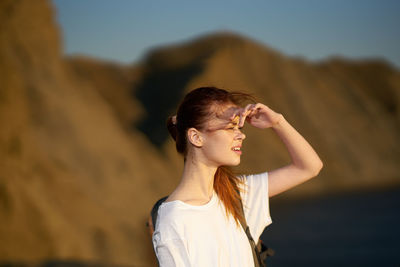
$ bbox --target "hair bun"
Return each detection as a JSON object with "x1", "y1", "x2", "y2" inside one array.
[
  {"x1": 171, "y1": 115, "x2": 177, "y2": 125},
  {"x1": 166, "y1": 116, "x2": 178, "y2": 141}
]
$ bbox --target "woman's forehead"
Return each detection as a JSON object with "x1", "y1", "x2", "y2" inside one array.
[
  {"x1": 212, "y1": 104, "x2": 238, "y2": 120},
  {"x1": 205, "y1": 104, "x2": 239, "y2": 130}
]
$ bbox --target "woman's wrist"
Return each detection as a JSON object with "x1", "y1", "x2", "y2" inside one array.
[{"x1": 271, "y1": 114, "x2": 285, "y2": 129}]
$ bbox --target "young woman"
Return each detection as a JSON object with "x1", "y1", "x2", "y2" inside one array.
[{"x1": 152, "y1": 87, "x2": 323, "y2": 266}]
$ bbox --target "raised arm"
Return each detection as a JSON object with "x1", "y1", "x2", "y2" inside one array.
[{"x1": 235, "y1": 103, "x2": 323, "y2": 197}]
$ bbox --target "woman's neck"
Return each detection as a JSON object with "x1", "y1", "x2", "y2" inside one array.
[{"x1": 175, "y1": 155, "x2": 217, "y2": 203}]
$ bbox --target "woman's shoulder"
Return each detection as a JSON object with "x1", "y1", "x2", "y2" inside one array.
[
  {"x1": 154, "y1": 198, "x2": 216, "y2": 244},
  {"x1": 156, "y1": 199, "x2": 199, "y2": 228},
  {"x1": 153, "y1": 202, "x2": 186, "y2": 242},
  {"x1": 157, "y1": 200, "x2": 186, "y2": 224},
  {"x1": 156, "y1": 193, "x2": 218, "y2": 230}
]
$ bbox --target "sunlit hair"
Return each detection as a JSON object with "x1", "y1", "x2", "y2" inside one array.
[{"x1": 166, "y1": 86, "x2": 255, "y2": 225}]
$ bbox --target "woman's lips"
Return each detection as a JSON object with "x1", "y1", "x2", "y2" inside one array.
[{"x1": 231, "y1": 146, "x2": 242, "y2": 155}]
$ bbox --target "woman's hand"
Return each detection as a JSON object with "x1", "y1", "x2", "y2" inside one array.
[{"x1": 232, "y1": 103, "x2": 283, "y2": 129}]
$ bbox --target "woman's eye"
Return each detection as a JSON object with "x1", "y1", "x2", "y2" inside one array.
[{"x1": 227, "y1": 125, "x2": 242, "y2": 130}]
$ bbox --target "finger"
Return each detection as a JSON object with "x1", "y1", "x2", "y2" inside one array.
[
  {"x1": 231, "y1": 104, "x2": 254, "y2": 119},
  {"x1": 240, "y1": 104, "x2": 258, "y2": 126},
  {"x1": 247, "y1": 106, "x2": 258, "y2": 117},
  {"x1": 246, "y1": 105, "x2": 259, "y2": 119},
  {"x1": 238, "y1": 107, "x2": 247, "y2": 126},
  {"x1": 238, "y1": 109, "x2": 245, "y2": 127},
  {"x1": 255, "y1": 103, "x2": 271, "y2": 113},
  {"x1": 239, "y1": 108, "x2": 253, "y2": 127},
  {"x1": 245, "y1": 115, "x2": 253, "y2": 123},
  {"x1": 244, "y1": 103, "x2": 255, "y2": 110}
]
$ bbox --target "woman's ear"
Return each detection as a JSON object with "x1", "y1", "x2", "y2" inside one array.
[{"x1": 187, "y1": 128, "x2": 203, "y2": 147}]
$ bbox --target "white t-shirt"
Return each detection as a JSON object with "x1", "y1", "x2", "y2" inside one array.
[{"x1": 152, "y1": 172, "x2": 272, "y2": 267}]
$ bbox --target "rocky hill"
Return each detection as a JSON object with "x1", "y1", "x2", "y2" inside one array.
[
  {"x1": 1, "y1": 0, "x2": 399, "y2": 266},
  {"x1": 0, "y1": 0, "x2": 175, "y2": 265},
  {"x1": 74, "y1": 31, "x2": 400, "y2": 196}
]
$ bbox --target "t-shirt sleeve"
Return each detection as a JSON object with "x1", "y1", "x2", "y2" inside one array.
[
  {"x1": 153, "y1": 234, "x2": 191, "y2": 267},
  {"x1": 240, "y1": 171, "x2": 272, "y2": 242}
]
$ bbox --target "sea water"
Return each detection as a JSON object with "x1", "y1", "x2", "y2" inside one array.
[{"x1": 261, "y1": 188, "x2": 400, "y2": 267}]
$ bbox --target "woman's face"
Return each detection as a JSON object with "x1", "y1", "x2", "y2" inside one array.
[{"x1": 200, "y1": 104, "x2": 246, "y2": 167}]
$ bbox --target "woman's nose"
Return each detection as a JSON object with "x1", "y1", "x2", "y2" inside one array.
[{"x1": 235, "y1": 129, "x2": 246, "y2": 140}]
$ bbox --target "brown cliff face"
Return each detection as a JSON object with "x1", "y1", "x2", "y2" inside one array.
[
  {"x1": 174, "y1": 35, "x2": 400, "y2": 194},
  {"x1": 1, "y1": 0, "x2": 399, "y2": 266},
  {"x1": 0, "y1": 0, "x2": 175, "y2": 265}
]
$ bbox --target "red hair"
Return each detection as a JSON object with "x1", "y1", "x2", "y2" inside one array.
[{"x1": 166, "y1": 87, "x2": 254, "y2": 224}]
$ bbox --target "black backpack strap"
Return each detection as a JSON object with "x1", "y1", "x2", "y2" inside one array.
[
  {"x1": 237, "y1": 194, "x2": 265, "y2": 267},
  {"x1": 257, "y1": 240, "x2": 275, "y2": 262},
  {"x1": 151, "y1": 196, "x2": 168, "y2": 230}
]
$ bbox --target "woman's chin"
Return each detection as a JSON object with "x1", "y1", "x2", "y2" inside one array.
[{"x1": 226, "y1": 159, "x2": 241, "y2": 166}]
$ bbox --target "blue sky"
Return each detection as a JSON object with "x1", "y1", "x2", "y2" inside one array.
[{"x1": 53, "y1": 0, "x2": 400, "y2": 68}]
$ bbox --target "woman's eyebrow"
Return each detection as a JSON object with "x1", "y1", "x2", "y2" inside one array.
[{"x1": 225, "y1": 121, "x2": 240, "y2": 129}]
